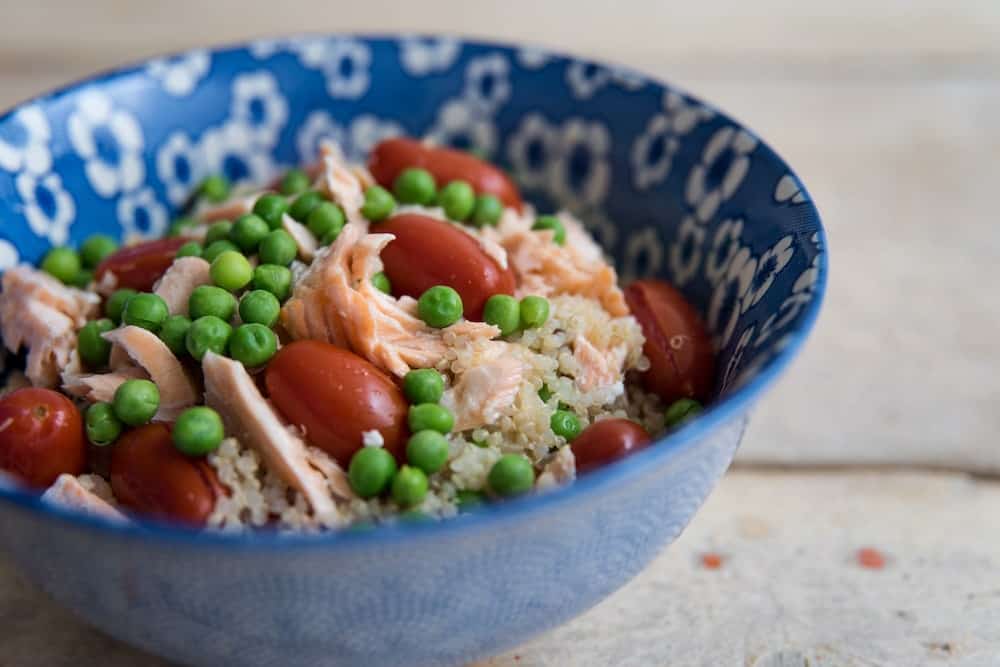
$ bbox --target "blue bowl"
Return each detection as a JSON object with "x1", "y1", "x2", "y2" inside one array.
[{"x1": 0, "y1": 35, "x2": 825, "y2": 667}]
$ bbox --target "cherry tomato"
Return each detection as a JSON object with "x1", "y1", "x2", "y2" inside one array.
[
  {"x1": 378, "y1": 214, "x2": 516, "y2": 321},
  {"x1": 624, "y1": 279, "x2": 715, "y2": 403},
  {"x1": 0, "y1": 388, "x2": 85, "y2": 489},
  {"x1": 369, "y1": 138, "x2": 523, "y2": 212},
  {"x1": 110, "y1": 423, "x2": 224, "y2": 526},
  {"x1": 95, "y1": 237, "x2": 188, "y2": 292},
  {"x1": 265, "y1": 340, "x2": 408, "y2": 465},
  {"x1": 570, "y1": 418, "x2": 652, "y2": 474}
]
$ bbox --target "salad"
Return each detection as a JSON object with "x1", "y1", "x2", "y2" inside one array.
[{"x1": 0, "y1": 137, "x2": 714, "y2": 531}]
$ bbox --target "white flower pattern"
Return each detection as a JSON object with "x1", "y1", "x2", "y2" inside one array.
[
  {"x1": 117, "y1": 187, "x2": 169, "y2": 240},
  {"x1": 67, "y1": 90, "x2": 144, "y2": 198},
  {"x1": 292, "y1": 38, "x2": 372, "y2": 100},
  {"x1": 668, "y1": 215, "x2": 706, "y2": 287},
  {"x1": 516, "y1": 48, "x2": 553, "y2": 69},
  {"x1": 0, "y1": 106, "x2": 51, "y2": 175},
  {"x1": 199, "y1": 122, "x2": 275, "y2": 187},
  {"x1": 346, "y1": 115, "x2": 404, "y2": 162},
  {"x1": 463, "y1": 53, "x2": 511, "y2": 114},
  {"x1": 704, "y1": 218, "x2": 744, "y2": 286},
  {"x1": 14, "y1": 172, "x2": 75, "y2": 245},
  {"x1": 774, "y1": 173, "x2": 809, "y2": 204},
  {"x1": 398, "y1": 37, "x2": 461, "y2": 75},
  {"x1": 630, "y1": 92, "x2": 715, "y2": 190},
  {"x1": 425, "y1": 99, "x2": 497, "y2": 157},
  {"x1": 506, "y1": 113, "x2": 558, "y2": 189},
  {"x1": 566, "y1": 61, "x2": 610, "y2": 99},
  {"x1": 685, "y1": 126, "x2": 758, "y2": 223},
  {"x1": 156, "y1": 132, "x2": 203, "y2": 206},
  {"x1": 707, "y1": 246, "x2": 757, "y2": 348},
  {"x1": 621, "y1": 227, "x2": 664, "y2": 284},
  {"x1": 0, "y1": 240, "x2": 19, "y2": 271},
  {"x1": 547, "y1": 119, "x2": 611, "y2": 210},
  {"x1": 296, "y1": 112, "x2": 346, "y2": 165},
  {"x1": 744, "y1": 235, "x2": 794, "y2": 311},
  {"x1": 146, "y1": 50, "x2": 210, "y2": 96},
  {"x1": 230, "y1": 72, "x2": 288, "y2": 147}
]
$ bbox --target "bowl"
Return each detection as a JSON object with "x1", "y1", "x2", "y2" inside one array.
[{"x1": 0, "y1": 34, "x2": 826, "y2": 667}]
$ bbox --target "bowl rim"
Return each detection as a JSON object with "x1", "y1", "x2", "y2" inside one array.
[{"x1": 0, "y1": 32, "x2": 828, "y2": 550}]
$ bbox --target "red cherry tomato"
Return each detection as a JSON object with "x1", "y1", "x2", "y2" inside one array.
[
  {"x1": 265, "y1": 340, "x2": 409, "y2": 465},
  {"x1": 377, "y1": 214, "x2": 516, "y2": 321},
  {"x1": 0, "y1": 388, "x2": 85, "y2": 489},
  {"x1": 110, "y1": 423, "x2": 224, "y2": 526},
  {"x1": 369, "y1": 138, "x2": 523, "y2": 212},
  {"x1": 570, "y1": 418, "x2": 652, "y2": 474},
  {"x1": 624, "y1": 279, "x2": 716, "y2": 403},
  {"x1": 95, "y1": 237, "x2": 188, "y2": 292}
]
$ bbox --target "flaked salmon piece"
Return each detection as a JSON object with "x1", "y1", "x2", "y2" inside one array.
[
  {"x1": 536, "y1": 446, "x2": 576, "y2": 492},
  {"x1": 318, "y1": 140, "x2": 365, "y2": 224},
  {"x1": 102, "y1": 326, "x2": 198, "y2": 421},
  {"x1": 496, "y1": 210, "x2": 628, "y2": 317},
  {"x1": 202, "y1": 352, "x2": 337, "y2": 520},
  {"x1": 94, "y1": 270, "x2": 118, "y2": 296},
  {"x1": 282, "y1": 213, "x2": 318, "y2": 262},
  {"x1": 282, "y1": 223, "x2": 499, "y2": 377},
  {"x1": 63, "y1": 366, "x2": 149, "y2": 403},
  {"x1": 572, "y1": 334, "x2": 628, "y2": 392},
  {"x1": 304, "y1": 446, "x2": 355, "y2": 502},
  {"x1": 0, "y1": 265, "x2": 100, "y2": 387},
  {"x1": 196, "y1": 194, "x2": 259, "y2": 223},
  {"x1": 153, "y1": 256, "x2": 211, "y2": 316},
  {"x1": 442, "y1": 342, "x2": 525, "y2": 431},
  {"x1": 42, "y1": 474, "x2": 128, "y2": 523}
]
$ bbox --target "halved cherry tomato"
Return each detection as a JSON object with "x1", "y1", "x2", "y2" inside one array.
[
  {"x1": 110, "y1": 423, "x2": 224, "y2": 526},
  {"x1": 0, "y1": 388, "x2": 85, "y2": 489},
  {"x1": 369, "y1": 138, "x2": 523, "y2": 212},
  {"x1": 95, "y1": 237, "x2": 188, "y2": 292},
  {"x1": 624, "y1": 279, "x2": 715, "y2": 403},
  {"x1": 570, "y1": 418, "x2": 652, "y2": 474},
  {"x1": 265, "y1": 340, "x2": 408, "y2": 465},
  {"x1": 378, "y1": 214, "x2": 516, "y2": 321}
]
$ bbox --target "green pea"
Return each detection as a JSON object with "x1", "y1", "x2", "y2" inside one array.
[
  {"x1": 319, "y1": 229, "x2": 339, "y2": 246},
  {"x1": 112, "y1": 378, "x2": 160, "y2": 426},
  {"x1": 168, "y1": 217, "x2": 197, "y2": 237},
  {"x1": 172, "y1": 406, "x2": 225, "y2": 456},
  {"x1": 121, "y1": 293, "x2": 169, "y2": 332},
  {"x1": 185, "y1": 316, "x2": 232, "y2": 361},
  {"x1": 488, "y1": 454, "x2": 535, "y2": 497},
  {"x1": 406, "y1": 430, "x2": 449, "y2": 474},
  {"x1": 455, "y1": 489, "x2": 486, "y2": 511},
  {"x1": 68, "y1": 269, "x2": 93, "y2": 289},
  {"x1": 202, "y1": 240, "x2": 240, "y2": 264},
  {"x1": 519, "y1": 296, "x2": 550, "y2": 329},
  {"x1": 85, "y1": 402, "x2": 122, "y2": 447},
  {"x1": 532, "y1": 215, "x2": 566, "y2": 245},
  {"x1": 105, "y1": 288, "x2": 137, "y2": 324},
  {"x1": 175, "y1": 241, "x2": 202, "y2": 258},
  {"x1": 408, "y1": 403, "x2": 454, "y2": 434},
  {"x1": 371, "y1": 271, "x2": 391, "y2": 294},
  {"x1": 402, "y1": 368, "x2": 444, "y2": 404},
  {"x1": 361, "y1": 185, "x2": 396, "y2": 222},
  {"x1": 252, "y1": 194, "x2": 289, "y2": 230},
  {"x1": 288, "y1": 190, "x2": 325, "y2": 222},
  {"x1": 158, "y1": 315, "x2": 192, "y2": 357},
  {"x1": 347, "y1": 446, "x2": 398, "y2": 498},
  {"x1": 79, "y1": 234, "x2": 118, "y2": 269},
  {"x1": 471, "y1": 194, "x2": 503, "y2": 227},
  {"x1": 393, "y1": 167, "x2": 436, "y2": 205},
  {"x1": 417, "y1": 285, "x2": 463, "y2": 328},
  {"x1": 229, "y1": 214, "x2": 269, "y2": 252},
  {"x1": 204, "y1": 221, "x2": 233, "y2": 246},
  {"x1": 228, "y1": 323, "x2": 278, "y2": 367},
  {"x1": 665, "y1": 398, "x2": 703, "y2": 428},
  {"x1": 252, "y1": 264, "x2": 293, "y2": 302},
  {"x1": 199, "y1": 174, "x2": 230, "y2": 203},
  {"x1": 188, "y1": 285, "x2": 237, "y2": 321},
  {"x1": 77, "y1": 319, "x2": 114, "y2": 368},
  {"x1": 210, "y1": 250, "x2": 253, "y2": 292},
  {"x1": 306, "y1": 201, "x2": 345, "y2": 239},
  {"x1": 550, "y1": 410, "x2": 582, "y2": 441},
  {"x1": 391, "y1": 465, "x2": 428, "y2": 507},
  {"x1": 280, "y1": 168, "x2": 311, "y2": 196},
  {"x1": 258, "y1": 229, "x2": 297, "y2": 266},
  {"x1": 238, "y1": 290, "x2": 280, "y2": 327},
  {"x1": 438, "y1": 181, "x2": 476, "y2": 221},
  {"x1": 538, "y1": 385, "x2": 553, "y2": 402},
  {"x1": 483, "y1": 294, "x2": 520, "y2": 336},
  {"x1": 40, "y1": 247, "x2": 81, "y2": 284}
]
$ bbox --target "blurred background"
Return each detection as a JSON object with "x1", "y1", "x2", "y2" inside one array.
[{"x1": 2, "y1": 2, "x2": 999, "y2": 665}]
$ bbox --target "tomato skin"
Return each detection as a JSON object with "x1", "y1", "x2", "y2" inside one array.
[
  {"x1": 110, "y1": 423, "x2": 223, "y2": 526},
  {"x1": 369, "y1": 138, "x2": 523, "y2": 212},
  {"x1": 0, "y1": 388, "x2": 86, "y2": 489},
  {"x1": 95, "y1": 237, "x2": 188, "y2": 292},
  {"x1": 570, "y1": 419, "x2": 652, "y2": 474},
  {"x1": 265, "y1": 340, "x2": 409, "y2": 465},
  {"x1": 624, "y1": 279, "x2": 716, "y2": 403},
  {"x1": 377, "y1": 214, "x2": 516, "y2": 321}
]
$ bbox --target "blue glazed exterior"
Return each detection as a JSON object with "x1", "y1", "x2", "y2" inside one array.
[{"x1": 0, "y1": 35, "x2": 826, "y2": 667}]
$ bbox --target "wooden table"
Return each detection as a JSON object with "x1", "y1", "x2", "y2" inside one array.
[{"x1": 2, "y1": 2, "x2": 998, "y2": 665}]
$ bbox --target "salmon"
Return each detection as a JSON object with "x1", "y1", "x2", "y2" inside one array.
[
  {"x1": 202, "y1": 352, "x2": 337, "y2": 520},
  {"x1": 318, "y1": 141, "x2": 365, "y2": 224},
  {"x1": 282, "y1": 223, "x2": 499, "y2": 377},
  {"x1": 282, "y1": 214, "x2": 318, "y2": 262},
  {"x1": 536, "y1": 446, "x2": 576, "y2": 491},
  {"x1": 304, "y1": 446, "x2": 355, "y2": 502},
  {"x1": 441, "y1": 342, "x2": 525, "y2": 431},
  {"x1": 63, "y1": 365, "x2": 149, "y2": 403},
  {"x1": 572, "y1": 334, "x2": 628, "y2": 392},
  {"x1": 496, "y1": 210, "x2": 628, "y2": 317},
  {"x1": 196, "y1": 194, "x2": 259, "y2": 223},
  {"x1": 42, "y1": 474, "x2": 128, "y2": 523},
  {"x1": 102, "y1": 326, "x2": 198, "y2": 420},
  {"x1": 0, "y1": 265, "x2": 100, "y2": 387},
  {"x1": 153, "y1": 256, "x2": 211, "y2": 316}
]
